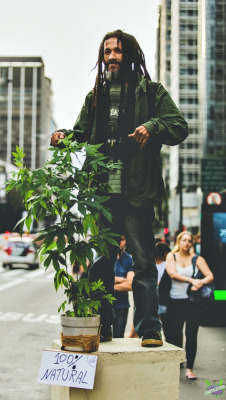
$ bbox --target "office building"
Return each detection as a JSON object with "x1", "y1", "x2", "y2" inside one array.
[
  {"x1": 156, "y1": 0, "x2": 226, "y2": 233},
  {"x1": 0, "y1": 56, "x2": 54, "y2": 170}
]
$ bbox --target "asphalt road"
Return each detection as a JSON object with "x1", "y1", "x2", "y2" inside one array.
[
  {"x1": 0, "y1": 266, "x2": 225, "y2": 400},
  {"x1": 0, "y1": 264, "x2": 65, "y2": 400}
]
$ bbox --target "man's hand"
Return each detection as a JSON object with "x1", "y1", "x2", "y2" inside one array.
[
  {"x1": 128, "y1": 125, "x2": 150, "y2": 148},
  {"x1": 114, "y1": 271, "x2": 134, "y2": 291},
  {"x1": 50, "y1": 131, "x2": 65, "y2": 147}
]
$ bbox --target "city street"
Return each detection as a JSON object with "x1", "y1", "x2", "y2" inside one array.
[
  {"x1": 0, "y1": 264, "x2": 65, "y2": 400},
  {"x1": 0, "y1": 0, "x2": 225, "y2": 398},
  {"x1": 0, "y1": 266, "x2": 226, "y2": 400}
]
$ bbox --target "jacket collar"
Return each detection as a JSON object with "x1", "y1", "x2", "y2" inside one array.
[{"x1": 136, "y1": 73, "x2": 148, "y2": 93}]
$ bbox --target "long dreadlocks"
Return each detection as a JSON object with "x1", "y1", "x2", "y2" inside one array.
[{"x1": 88, "y1": 29, "x2": 151, "y2": 145}]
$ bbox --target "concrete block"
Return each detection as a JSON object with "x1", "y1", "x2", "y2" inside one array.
[{"x1": 51, "y1": 338, "x2": 185, "y2": 400}]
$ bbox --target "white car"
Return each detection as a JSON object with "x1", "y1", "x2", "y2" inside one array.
[{"x1": 1, "y1": 236, "x2": 39, "y2": 269}]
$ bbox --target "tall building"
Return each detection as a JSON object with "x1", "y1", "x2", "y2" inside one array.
[
  {"x1": 199, "y1": 0, "x2": 226, "y2": 155},
  {"x1": 156, "y1": 0, "x2": 226, "y2": 234},
  {"x1": 0, "y1": 57, "x2": 55, "y2": 170}
]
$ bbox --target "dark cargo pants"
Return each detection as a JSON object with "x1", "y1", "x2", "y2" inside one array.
[{"x1": 89, "y1": 196, "x2": 161, "y2": 338}]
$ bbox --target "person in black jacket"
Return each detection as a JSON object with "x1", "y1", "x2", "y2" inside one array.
[{"x1": 51, "y1": 30, "x2": 188, "y2": 346}]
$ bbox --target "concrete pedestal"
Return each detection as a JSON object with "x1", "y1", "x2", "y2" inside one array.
[{"x1": 51, "y1": 338, "x2": 185, "y2": 400}]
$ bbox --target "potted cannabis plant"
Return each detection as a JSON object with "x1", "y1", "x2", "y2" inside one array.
[{"x1": 6, "y1": 132, "x2": 120, "y2": 352}]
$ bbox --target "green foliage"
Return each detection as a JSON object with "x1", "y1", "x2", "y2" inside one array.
[
  {"x1": 6, "y1": 133, "x2": 119, "y2": 317},
  {"x1": 58, "y1": 278, "x2": 115, "y2": 317}
]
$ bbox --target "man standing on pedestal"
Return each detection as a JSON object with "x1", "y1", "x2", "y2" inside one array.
[{"x1": 51, "y1": 29, "x2": 188, "y2": 347}]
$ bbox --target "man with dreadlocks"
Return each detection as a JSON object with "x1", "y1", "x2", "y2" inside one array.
[{"x1": 51, "y1": 29, "x2": 188, "y2": 347}]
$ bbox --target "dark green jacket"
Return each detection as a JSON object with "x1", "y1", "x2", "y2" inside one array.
[{"x1": 72, "y1": 74, "x2": 188, "y2": 207}]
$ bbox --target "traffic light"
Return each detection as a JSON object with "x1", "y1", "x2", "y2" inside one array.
[
  {"x1": 163, "y1": 227, "x2": 170, "y2": 243},
  {"x1": 163, "y1": 227, "x2": 169, "y2": 235}
]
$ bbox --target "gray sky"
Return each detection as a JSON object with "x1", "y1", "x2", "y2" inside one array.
[{"x1": 1, "y1": 0, "x2": 159, "y2": 128}]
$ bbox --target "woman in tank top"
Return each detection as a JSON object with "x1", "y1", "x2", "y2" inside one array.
[{"x1": 165, "y1": 231, "x2": 213, "y2": 380}]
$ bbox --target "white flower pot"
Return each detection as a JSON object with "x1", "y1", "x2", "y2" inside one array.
[{"x1": 61, "y1": 314, "x2": 100, "y2": 352}]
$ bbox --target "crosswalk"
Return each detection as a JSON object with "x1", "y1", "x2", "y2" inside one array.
[{"x1": 0, "y1": 265, "x2": 55, "y2": 292}]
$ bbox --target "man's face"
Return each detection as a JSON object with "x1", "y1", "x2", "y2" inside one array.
[
  {"x1": 103, "y1": 37, "x2": 123, "y2": 72},
  {"x1": 119, "y1": 236, "x2": 126, "y2": 251}
]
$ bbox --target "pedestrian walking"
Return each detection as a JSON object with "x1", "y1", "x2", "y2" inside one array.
[{"x1": 165, "y1": 231, "x2": 214, "y2": 380}]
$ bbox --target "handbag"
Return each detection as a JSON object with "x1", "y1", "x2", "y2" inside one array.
[
  {"x1": 158, "y1": 269, "x2": 171, "y2": 305},
  {"x1": 187, "y1": 255, "x2": 215, "y2": 303}
]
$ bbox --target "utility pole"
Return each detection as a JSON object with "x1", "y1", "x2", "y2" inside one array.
[{"x1": 178, "y1": 163, "x2": 183, "y2": 232}]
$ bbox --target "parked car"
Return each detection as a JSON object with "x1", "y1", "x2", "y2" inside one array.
[{"x1": 1, "y1": 236, "x2": 39, "y2": 269}]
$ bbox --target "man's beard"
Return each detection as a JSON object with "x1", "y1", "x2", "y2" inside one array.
[
  {"x1": 105, "y1": 60, "x2": 122, "y2": 82},
  {"x1": 105, "y1": 69, "x2": 121, "y2": 82}
]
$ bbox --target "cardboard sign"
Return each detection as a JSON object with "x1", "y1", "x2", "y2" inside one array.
[{"x1": 38, "y1": 350, "x2": 97, "y2": 390}]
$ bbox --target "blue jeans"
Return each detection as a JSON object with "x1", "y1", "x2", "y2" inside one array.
[
  {"x1": 89, "y1": 197, "x2": 161, "y2": 338},
  {"x1": 113, "y1": 308, "x2": 129, "y2": 338}
]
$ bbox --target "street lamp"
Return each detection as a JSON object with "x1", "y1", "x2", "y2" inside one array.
[{"x1": 177, "y1": 162, "x2": 183, "y2": 232}]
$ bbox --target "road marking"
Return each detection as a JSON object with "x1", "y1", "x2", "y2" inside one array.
[
  {"x1": 0, "y1": 278, "x2": 25, "y2": 292},
  {"x1": 0, "y1": 268, "x2": 44, "y2": 279},
  {"x1": 0, "y1": 268, "x2": 55, "y2": 292},
  {"x1": 25, "y1": 269, "x2": 47, "y2": 278},
  {"x1": 0, "y1": 311, "x2": 60, "y2": 324},
  {"x1": 0, "y1": 268, "x2": 25, "y2": 277}
]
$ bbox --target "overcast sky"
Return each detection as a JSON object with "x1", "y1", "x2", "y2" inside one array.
[{"x1": 1, "y1": 0, "x2": 159, "y2": 128}]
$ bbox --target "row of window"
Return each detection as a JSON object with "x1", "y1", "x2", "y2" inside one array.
[
  {"x1": 0, "y1": 67, "x2": 42, "y2": 88},
  {"x1": 183, "y1": 112, "x2": 198, "y2": 119},
  {"x1": 180, "y1": 10, "x2": 198, "y2": 16},
  {"x1": 180, "y1": 68, "x2": 197, "y2": 75},
  {"x1": 180, "y1": 39, "x2": 197, "y2": 46},
  {"x1": 180, "y1": 24, "x2": 197, "y2": 31},
  {"x1": 0, "y1": 139, "x2": 41, "y2": 148},
  {"x1": 180, "y1": 53, "x2": 197, "y2": 60},
  {"x1": 180, "y1": 97, "x2": 198, "y2": 104},
  {"x1": 0, "y1": 128, "x2": 41, "y2": 135},
  {"x1": 180, "y1": 157, "x2": 200, "y2": 164},
  {"x1": 183, "y1": 172, "x2": 199, "y2": 182},
  {"x1": 187, "y1": 128, "x2": 198, "y2": 134},
  {"x1": 0, "y1": 115, "x2": 40, "y2": 122},
  {"x1": 180, "y1": 83, "x2": 198, "y2": 89},
  {"x1": 180, "y1": 142, "x2": 199, "y2": 149}
]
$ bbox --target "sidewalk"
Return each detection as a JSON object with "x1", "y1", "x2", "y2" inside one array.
[
  {"x1": 125, "y1": 293, "x2": 226, "y2": 400},
  {"x1": 180, "y1": 326, "x2": 226, "y2": 400}
]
